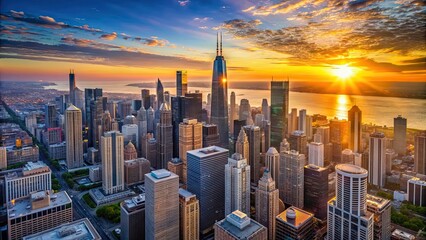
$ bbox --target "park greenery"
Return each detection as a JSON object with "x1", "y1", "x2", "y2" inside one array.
[
  {"x1": 62, "y1": 169, "x2": 89, "y2": 189},
  {"x1": 391, "y1": 202, "x2": 426, "y2": 232},
  {"x1": 96, "y1": 203, "x2": 121, "y2": 223},
  {"x1": 82, "y1": 193, "x2": 96, "y2": 208},
  {"x1": 51, "y1": 175, "x2": 61, "y2": 192}
]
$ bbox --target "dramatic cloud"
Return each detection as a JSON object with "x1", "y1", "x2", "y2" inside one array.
[
  {"x1": 0, "y1": 39, "x2": 208, "y2": 69},
  {"x1": 133, "y1": 36, "x2": 169, "y2": 47},
  {"x1": 178, "y1": 0, "x2": 190, "y2": 6},
  {"x1": 100, "y1": 32, "x2": 117, "y2": 40}
]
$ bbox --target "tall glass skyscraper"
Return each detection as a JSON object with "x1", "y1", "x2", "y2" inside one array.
[
  {"x1": 210, "y1": 33, "x2": 229, "y2": 148},
  {"x1": 176, "y1": 70, "x2": 188, "y2": 97},
  {"x1": 270, "y1": 79, "x2": 289, "y2": 148},
  {"x1": 156, "y1": 78, "x2": 164, "y2": 111}
]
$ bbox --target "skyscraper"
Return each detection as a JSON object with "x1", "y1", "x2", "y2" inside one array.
[
  {"x1": 244, "y1": 125, "x2": 261, "y2": 185},
  {"x1": 171, "y1": 95, "x2": 185, "y2": 157},
  {"x1": 156, "y1": 78, "x2": 164, "y2": 111},
  {"x1": 235, "y1": 127, "x2": 249, "y2": 160},
  {"x1": 65, "y1": 104, "x2": 83, "y2": 169},
  {"x1": 187, "y1": 146, "x2": 228, "y2": 234},
  {"x1": 141, "y1": 89, "x2": 151, "y2": 110},
  {"x1": 276, "y1": 207, "x2": 314, "y2": 240},
  {"x1": 414, "y1": 133, "x2": 426, "y2": 174},
  {"x1": 394, "y1": 115, "x2": 407, "y2": 155},
  {"x1": 122, "y1": 124, "x2": 139, "y2": 148},
  {"x1": 308, "y1": 134, "x2": 324, "y2": 167},
  {"x1": 289, "y1": 130, "x2": 307, "y2": 156},
  {"x1": 369, "y1": 132, "x2": 386, "y2": 188},
  {"x1": 330, "y1": 118, "x2": 349, "y2": 162},
  {"x1": 179, "y1": 188, "x2": 200, "y2": 240},
  {"x1": 366, "y1": 194, "x2": 391, "y2": 240},
  {"x1": 145, "y1": 169, "x2": 179, "y2": 240},
  {"x1": 262, "y1": 98, "x2": 269, "y2": 121},
  {"x1": 101, "y1": 131, "x2": 125, "y2": 194},
  {"x1": 69, "y1": 69, "x2": 76, "y2": 105},
  {"x1": 84, "y1": 88, "x2": 102, "y2": 128},
  {"x1": 265, "y1": 147, "x2": 280, "y2": 184},
  {"x1": 255, "y1": 170, "x2": 279, "y2": 240},
  {"x1": 270, "y1": 79, "x2": 289, "y2": 148},
  {"x1": 45, "y1": 104, "x2": 57, "y2": 128},
  {"x1": 202, "y1": 124, "x2": 220, "y2": 147},
  {"x1": 298, "y1": 109, "x2": 306, "y2": 133},
  {"x1": 147, "y1": 106, "x2": 155, "y2": 133},
  {"x1": 304, "y1": 164, "x2": 328, "y2": 220},
  {"x1": 279, "y1": 150, "x2": 305, "y2": 208},
  {"x1": 348, "y1": 105, "x2": 362, "y2": 153},
  {"x1": 185, "y1": 92, "x2": 203, "y2": 121},
  {"x1": 179, "y1": 118, "x2": 203, "y2": 185},
  {"x1": 89, "y1": 97, "x2": 104, "y2": 148},
  {"x1": 327, "y1": 164, "x2": 374, "y2": 240},
  {"x1": 288, "y1": 108, "x2": 298, "y2": 135},
  {"x1": 156, "y1": 102, "x2": 173, "y2": 169},
  {"x1": 225, "y1": 153, "x2": 251, "y2": 216},
  {"x1": 210, "y1": 33, "x2": 229, "y2": 148},
  {"x1": 239, "y1": 99, "x2": 251, "y2": 122},
  {"x1": 120, "y1": 194, "x2": 146, "y2": 240},
  {"x1": 124, "y1": 141, "x2": 137, "y2": 160},
  {"x1": 230, "y1": 91, "x2": 236, "y2": 134},
  {"x1": 177, "y1": 70, "x2": 188, "y2": 97},
  {"x1": 137, "y1": 106, "x2": 147, "y2": 152},
  {"x1": 214, "y1": 210, "x2": 267, "y2": 240}
]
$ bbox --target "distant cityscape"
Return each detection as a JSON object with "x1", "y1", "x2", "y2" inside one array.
[{"x1": 0, "y1": 32, "x2": 425, "y2": 240}]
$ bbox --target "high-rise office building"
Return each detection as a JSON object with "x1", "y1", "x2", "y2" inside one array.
[
  {"x1": 244, "y1": 125, "x2": 261, "y2": 185},
  {"x1": 262, "y1": 98, "x2": 269, "y2": 121},
  {"x1": 124, "y1": 141, "x2": 137, "y2": 160},
  {"x1": 101, "y1": 131, "x2": 125, "y2": 194},
  {"x1": 279, "y1": 150, "x2": 305, "y2": 208},
  {"x1": 156, "y1": 78, "x2": 164, "y2": 110},
  {"x1": 414, "y1": 133, "x2": 426, "y2": 175},
  {"x1": 5, "y1": 161, "x2": 51, "y2": 202},
  {"x1": 308, "y1": 134, "x2": 324, "y2": 167},
  {"x1": 69, "y1": 69, "x2": 76, "y2": 103},
  {"x1": 84, "y1": 88, "x2": 103, "y2": 128},
  {"x1": 327, "y1": 164, "x2": 374, "y2": 240},
  {"x1": 394, "y1": 115, "x2": 407, "y2": 155},
  {"x1": 214, "y1": 210, "x2": 267, "y2": 240},
  {"x1": 230, "y1": 91, "x2": 236, "y2": 134},
  {"x1": 235, "y1": 128, "x2": 249, "y2": 160},
  {"x1": 202, "y1": 124, "x2": 220, "y2": 147},
  {"x1": 147, "y1": 107, "x2": 155, "y2": 133},
  {"x1": 8, "y1": 191, "x2": 73, "y2": 240},
  {"x1": 260, "y1": 119, "x2": 271, "y2": 155},
  {"x1": 45, "y1": 104, "x2": 57, "y2": 128},
  {"x1": 348, "y1": 105, "x2": 362, "y2": 153},
  {"x1": 124, "y1": 158, "x2": 150, "y2": 185},
  {"x1": 280, "y1": 138, "x2": 290, "y2": 153},
  {"x1": 255, "y1": 170, "x2": 279, "y2": 240},
  {"x1": 74, "y1": 87, "x2": 85, "y2": 114},
  {"x1": 168, "y1": 158, "x2": 183, "y2": 181},
  {"x1": 145, "y1": 169, "x2": 179, "y2": 240},
  {"x1": 172, "y1": 95, "x2": 186, "y2": 157},
  {"x1": 89, "y1": 98, "x2": 104, "y2": 148},
  {"x1": 0, "y1": 147, "x2": 6, "y2": 169},
  {"x1": 330, "y1": 118, "x2": 349, "y2": 162},
  {"x1": 210, "y1": 33, "x2": 229, "y2": 148},
  {"x1": 156, "y1": 102, "x2": 173, "y2": 169},
  {"x1": 369, "y1": 132, "x2": 386, "y2": 187},
  {"x1": 225, "y1": 153, "x2": 251, "y2": 216},
  {"x1": 270, "y1": 79, "x2": 289, "y2": 148},
  {"x1": 187, "y1": 146, "x2": 228, "y2": 234},
  {"x1": 239, "y1": 99, "x2": 251, "y2": 122},
  {"x1": 107, "y1": 100, "x2": 117, "y2": 119},
  {"x1": 137, "y1": 106, "x2": 147, "y2": 153},
  {"x1": 185, "y1": 92, "x2": 202, "y2": 121},
  {"x1": 407, "y1": 177, "x2": 426, "y2": 207},
  {"x1": 315, "y1": 126, "x2": 330, "y2": 144},
  {"x1": 120, "y1": 194, "x2": 145, "y2": 240},
  {"x1": 289, "y1": 130, "x2": 307, "y2": 156},
  {"x1": 298, "y1": 109, "x2": 306, "y2": 133},
  {"x1": 276, "y1": 207, "x2": 314, "y2": 240},
  {"x1": 305, "y1": 115, "x2": 313, "y2": 140},
  {"x1": 179, "y1": 188, "x2": 200, "y2": 240},
  {"x1": 141, "y1": 89, "x2": 151, "y2": 110},
  {"x1": 122, "y1": 124, "x2": 139, "y2": 147},
  {"x1": 101, "y1": 110, "x2": 112, "y2": 133},
  {"x1": 288, "y1": 108, "x2": 298, "y2": 135},
  {"x1": 177, "y1": 70, "x2": 188, "y2": 97},
  {"x1": 366, "y1": 194, "x2": 391, "y2": 240},
  {"x1": 179, "y1": 119, "x2": 202, "y2": 185},
  {"x1": 265, "y1": 147, "x2": 280, "y2": 184},
  {"x1": 304, "y1": 164, "x2": 328, "y2": 220},
  {"x1": 65, "y1": 104, "x2": 83, "y2": 169},
  {"x1": 342, "y1": 148, "x2": 355, "y2": 164}
]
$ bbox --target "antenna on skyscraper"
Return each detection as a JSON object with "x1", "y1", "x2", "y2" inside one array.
[
  {"x1": 216, "y1": 32, "x2": 219, "y2": 56},
  {"x1": 220, "y1": 32, "x2": 223, "y2": 56}
]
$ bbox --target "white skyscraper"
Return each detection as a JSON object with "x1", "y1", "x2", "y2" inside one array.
[
  {"x1": 279, "y1": 150, "x2": 305, "y2": 208},
  {"x1": 265, "y1": 147, "x2": 280, "y2": 184},
  {"x1": 225, "y1": 153, "x2": 251, "y2": 216},
  {"x1": 369, "y1": 132, "x2": 386, "y2": 187},
  {"x1": 101, "y1": 131, "x2": 125, "y2": 194},
  {"x1": 65, "y1": 104, "x2": 83, "y2": 169},
  {"x1": 308, "y1": 134, "x2": 324, "y2": 167},
  {"x1": 328, "y1": 164, "x2": 374, "y2": 240}
]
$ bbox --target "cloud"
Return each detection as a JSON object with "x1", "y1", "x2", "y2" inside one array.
[
  {"x1": 133, "y1": 36, "x2": 169, "y2": 47},
  {"x1": 0, "y1": 39, "x2": 209, "y2": 69},
  {"x1": 178, "y1": 0, "x2": 190, "y2": 6},
  {"x1": 193, "y1": 17, "x2": 211, "y2": 22},
  {"x1": 100, "y1": 32, "x2": 117, "y2": 40}
]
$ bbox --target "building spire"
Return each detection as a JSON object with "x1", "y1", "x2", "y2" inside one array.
[
  {"x1": 216, "y1": 32, "x2": 219, "y2": 56},
  {"x1": 220, "y1": 32, "x2": 223, "y2": 56}
]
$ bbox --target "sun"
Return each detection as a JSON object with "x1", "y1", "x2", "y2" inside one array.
[{"x1": 331, "y1": 64, "x2": 354, "y2": 80}]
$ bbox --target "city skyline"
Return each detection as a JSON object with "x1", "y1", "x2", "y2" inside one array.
[{"x1": 1, "y1": 0, "x2": 425, "y2": 84}]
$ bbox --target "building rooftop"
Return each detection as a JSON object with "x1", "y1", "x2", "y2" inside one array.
[
  {"x1": 187, "y1": 146, "x2": 228, "y2": 158},
  {"x1": 179, "y1": 188, "x2": 196, "y2": 201},
  {"x1": 291, "y1": 130, "x2": 305, "y2": 136},
  {"x1": 391, "y1": 229, "x2": 415, "y2": 240},
  {"x1": 122, "y1": 194, "x2": 145, "y2": 212},
  {"x1": 370, "y1": 132, "x2": 385, "y2": 138},
  {"x1": 366, "y1": 194, "x2": 391, "y2": 210},
  {"x1": 216, "y1": 210, "x2": 265, "y2": 238},
  {"x1": 151, "y1": 169, "x2": 171, "y2": 179},
  {"x1": 408, "y1": 177, "x2": 426, "y2": 186},
  {"x1": 336, "y1": 164, "x2": 368, "y2": 175},
  {"x1": 66, "y1": 104, "x2": 80, "y2": 112},
  {"x1": 276, "y1": 207, "x2": 313, "y2": 229},
  {"x1": 5, "y1": 161, "x2": 50, "y2": 180},
  {"x1": 8, "y1": 191, "x2": 71, "y2": 219},
  {"x1": 305, "y1": 164, "x2": 327, "y2": 172},
  {"x1": 23, "y1": 218, "x2": 101, "y2": 240}
]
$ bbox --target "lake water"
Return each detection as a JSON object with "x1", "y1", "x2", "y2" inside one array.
[{"x1": 46, "y1": 81, "x2": 426, "y2": 130}]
